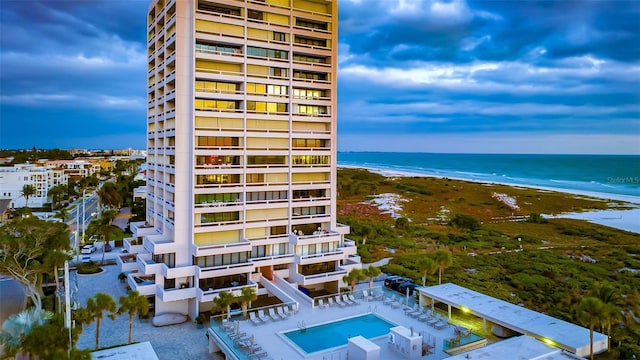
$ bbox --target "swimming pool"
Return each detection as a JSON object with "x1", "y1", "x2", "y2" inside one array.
[
  {"x1": 282, "y1": 313, "x2": 396, "y2": 354},
  {"x1": 443, "y1": 333, "x2": 485, "y2": 350}
]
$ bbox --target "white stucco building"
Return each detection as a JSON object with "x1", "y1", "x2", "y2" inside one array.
[{"x1": 119, "y1": 0, "x2": 359, "y2": 319}]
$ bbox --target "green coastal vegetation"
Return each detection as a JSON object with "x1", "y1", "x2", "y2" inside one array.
[{"x1": 338, "y1": 168, "x2": 640, "y2": 359}]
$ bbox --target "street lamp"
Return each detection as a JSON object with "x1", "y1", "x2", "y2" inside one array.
[{"x1": 81, "y1": 189, "x2": 87, "y2": 245}]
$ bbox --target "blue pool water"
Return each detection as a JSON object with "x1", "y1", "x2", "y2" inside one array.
[{"x1": 283, "y1": 314, "x2": 396, "y2": 354}]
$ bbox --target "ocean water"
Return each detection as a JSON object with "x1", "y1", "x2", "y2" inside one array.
[{"x1": 337, "y1": 152, "x2": 640, "y2": 200}]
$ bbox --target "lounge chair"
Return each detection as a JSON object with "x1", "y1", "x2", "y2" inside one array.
[
  {"x1": 328, "y1": 297, "x2": 336, "y2": 307},
  {"x1": 277, "y1": 306, "x2": 288, "y2": 319},
  {"x1": 408, "y1": 306, "x2": 423, "y2": 318},
  {"x1": 348, "y1": 294, "x2": 360, "y2": 305},
  {"x1": 404, "y1": 304, "x2": 419, "y2": 315},
  {"x1": 290, "y1": 304, "x2": 299, "y2": 314},
  {"x1": 343, "y1": 294, "x2": 355, "y2": 306},
  {"x1": 317, "y1": 299, "x2": 328, "y2": 309},
  {"x1": 372, "y1": 291, "x2": 384, "y2": 301},
  {"x1": 362, "y1": 289, "x2": 371, "y2": 302},
  {"x1": 257, "y1": 309, "x2": 269, "y2": 323},
  {"x1": 427, "y1": 314, "x2": 441, "y2": 326},
  {"x1": 391, "y1": 298, "x2": 402, "y2": 309},
  {"x1": 268, "y1": 307, "x2": 282, "y2": 320},
  {"x1": 434, "y1": 320, "x2": 449, "y2": 330},
  {"x1": 221, "y1": 319, "x2": 235, "y2": 332},
  {"x1": 419, "y1": 309, "x2": 433, "y2": 322},
  {"x1": 335, "y1": 295, "x2": 347, "y2": 307},
  {"x1": 383, "y1": 295, "x2": 395, "y2": 305},
  {"x1": 249, "y1": 312, "x2": 262, "y2": 325}
]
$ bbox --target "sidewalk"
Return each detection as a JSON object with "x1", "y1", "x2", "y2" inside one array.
[{"x1": 73, "y1": 264, "x2": 217, "y2": 359}]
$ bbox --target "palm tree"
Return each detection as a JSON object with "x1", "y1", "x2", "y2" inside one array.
[
  {"x1": 591, "y1": 284, "x2": 622, "y2": 349},
  {"x1": 0, "y1": 308, "x2": 53, "y2": 358},
  {"x1": 238, "y1": 287, "x2": 257, "y2": 317},
  {"x1": 97, "y1": 182, "x2": 122, "y2": 210},
  {"x1": 80, "y1": 292, "x2": 117, "y2": 350},
  {"x1": 118, "y1": 291, "x2": 149, "y2": 344},
  {"x1": 417, "y1": 257, "x2": 438, "y2": 286},
  {"x1": 47, "y1": 184, "x2": 67, "y2": 209},
  {"x1": 20, "y1": 184, "x2": 37, "y2": 208},
  {"x1": 576, "y1": 296, "x2": 606, "y2": 360},
  {"x1": 212, "y1": 291, "x2": 236, "y2": 318},
  {"x1": 87, "y1": 209, "x2": 118, "y2": 264},
  {"x1": 433, "y1": 250, "x2": 453, "y2": 285},
  {"x1": 342, "y1": 268, "x2": 366, "y2": 293},
  {"x1": 363, "y1": 265, "x2": 381, "y2": 289},
  {"x1": 54, "y1": 208, "x2": 69, "y2": 224}
]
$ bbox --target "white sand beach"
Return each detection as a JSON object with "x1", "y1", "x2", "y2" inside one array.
[{"x1": 339, "y1": 165, "x2": 640, "y2": 234}]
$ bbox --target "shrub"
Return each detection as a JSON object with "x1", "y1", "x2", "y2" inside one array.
[{"x1": 76, "y1": 261, "x2": 101, "y2": 274}]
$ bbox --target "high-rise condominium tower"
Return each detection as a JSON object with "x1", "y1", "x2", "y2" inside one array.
[{"x1": 122, "y1": 0, "x2": 359, "y2": 318}]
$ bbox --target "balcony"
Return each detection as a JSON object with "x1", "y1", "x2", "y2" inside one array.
[
  {"x1": 296, "y1": 250, "x2": 344, "y2": 265},
  {"x1": 292, "y1": 269, "x2": 347, "y2": 286},
  {"x1": 117, "y1": 254, "x2": 138, "y2": 273},
  {"x1": 127, "y1": 274, "x2": 156, "y2": 296},
  {"x1": 162, "y1": 264, "x2": 197, "y2": 278},
  {"x1": 289, "y1": 230, "x2": 340, "y2": 245},
  {"x1": 124, "y1": 237, "x2": 145, "y2": 254},
  {"x1": 335, "y1": 223, "x2": 350, "y2": 235},
  {"x1": 199, "y1": 262, "x2": 255, "y2": 278},
  {"x1": 144, "y1": 235, "x2": 176, "y2": 254},
  {"x1": 157, "y1": 286, "x2": 197, "y2": 302},
  {"x1": 197, "y1": 282, "x2": 258, "y2": 303},
  {"x1": 339, "y1": 239, "x2": 358, "y2": 257},
  {"x1": 137, "y1": 253, "x2": 162, "y2": 275},
  {"x1": 191, "y1": 238, "x2": 251, "y2": 257},
  {"x1": 250, "y1": 253, "x2": 295, "y2": 267}
]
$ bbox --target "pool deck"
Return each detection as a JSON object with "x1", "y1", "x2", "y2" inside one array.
[{"x1": 209, "y1": 283, "x2": 474, "y2": 360}]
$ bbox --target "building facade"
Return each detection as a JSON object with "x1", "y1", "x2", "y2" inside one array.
[
  {"x1": 0, "y1": 164, "x2": 68, "y2": 208},
  {"x1": 122, "y1": 0, "x2": 359, "y2": 318}
]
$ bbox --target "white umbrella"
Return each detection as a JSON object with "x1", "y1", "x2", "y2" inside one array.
[{"x1": 406, "y1": 287, "x2": 410, "y2": 306}]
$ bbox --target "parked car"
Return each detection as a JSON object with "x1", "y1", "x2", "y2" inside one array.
[
  {"x1": 384, "y1": 276, "x2": 412, "y2": 290},
  {"x1": 81, "y1": 244, "x2": 97, "y2": 254},
  {"x1": 81, "y1": 256, "x2": 92, "y2": 263},
  {"x1": 104, "y1": 243, "x2": 112, "y2": 252},
  {"x1": 398, "y1": 282, "x2": 417, "y2": 296}
]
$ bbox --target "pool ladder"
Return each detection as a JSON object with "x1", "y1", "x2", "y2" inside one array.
[
  {"x1": 297, "y1": 320, "x2": 307, "y2": 333},
  {"x1": 368, "y1": 305, "x2": 378, "y2": 313}
]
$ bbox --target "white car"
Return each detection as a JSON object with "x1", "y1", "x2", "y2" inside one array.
[{"x1": 81, "y1": 244, "x2": 97, "y2": 254}]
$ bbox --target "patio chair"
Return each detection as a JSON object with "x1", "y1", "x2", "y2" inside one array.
[
  {"x1": 257, "y1": 309, "x2": 269, "y2": 323},
  {"x1": 249, "y1": 312, "x2": 262, "y2": 325},
  {"x1": 427, "y1": 314, "x2": 441, "y2": 326},
  {"x1": 221, "y1": 319, "x2": 235, "y2": 332},
  {"x1": 277, "y1": 306, "x2": 288, "y2": 319},
  {"x1": 408, "y1": 306, "x2": 423, "y2": 318},
  {"x1": 383, "y1": 294, "x2": 395, "y2": 305},
  {"x1": 373, "y1": 291, "x2": 384, "y2": 301},
  {"x1": 335, "y1": 295, "x2": 347, "y2": 307},
  {"x1": 290, "y1": 303, "x2": 299, "y2": 314},
  {"x1": 317, "y1": 299, "x2": 328, "y2": 309},
  {"x1": 268, "y1": 307, "x2": 282, "y2": 320},
  {"x1": 404, "y1": 304, "x2": 419, "y2": 315},
  {"x1": 348, "y1": 293, "x2": 360, "y2": 305},
  {"x1": 328, "y1": 297, "x2": 336, "y2": 307},
  {"x1": 419, "y1": 309, "x2": 433, "y2": 322},
  {"x1": 391, "y1": 298, "x2": 402, "y2": 309},
  {"x1": 343, "y1": 294, "x2": 355, "y2": 306},
  {"x1": 435, "y1": 320, "x2": 449, "y2": 330}
]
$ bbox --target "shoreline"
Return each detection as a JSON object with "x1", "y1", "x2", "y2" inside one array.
[{"x1": 339, "y1": 164, "x2": 640, "y2": 234}]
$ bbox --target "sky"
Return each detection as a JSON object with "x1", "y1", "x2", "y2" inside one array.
[{"x1": 0, "y1": 0, "x2": 639, "y2": 154}]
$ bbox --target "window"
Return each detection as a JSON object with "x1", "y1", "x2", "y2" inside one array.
[
  {"x1": 293, "y1": 54, "x2": 327, "y2": 64},
  {"x1": 196, "y1": 174, "x2": 240, "y2": 185},
  {"x1": 273, "y1": 32, "x2": 286, "y2": 42},
  {"x1": 198, "y1": 2, "x2": 241, "y2": 16},
  {"x1": 247, "y1": 156, "x2": 286, "y2": 165},
  {"x1": 248, "y1": 10, "x2": 263, "y2": 21},
  {"x1": 271, "y1": 67, "x2": 287, "y2": 77},
  {"x1": 251, "y1": 245, "x2": 266, "y2": 258},
  {"x1": 195, "y1": 42, "x2": 241, "y2": 54},
  {"x1": 196, "y1": 155, "x2": 240, "y2": 166},
  {"x1": 195, "y1": 193, "x2": 239, "y2": 204},
  {"x1": 297, "y1": 105, "x2": 328, "y2": 115},
  {"x1": 246, "y1": 101, "x2": 287, "y2": 113},
  {"x1": 293, "y1": 138, "x2": 326, "y2": 148},
  {"x1": 200, "y1": 211, "x2": 240, "y2": 224},
  {"x1": 295, "y1": 18, "x2": 328, "y2": 31},
  {"x1": 292, "y1": 155, "x2": 330, "y2": 165},
  {"x1": 195, "y1": 80, "x2": 238, "y2": 93},
  {"x1": 293, "y1": 206, "x2": 326, "y2": 216},
  {"x1": 246, "y1": 191, "x2": 288, "y2": 202},
  {"x1": 194, "y1": 99, "x2": 238, "y2": 111},
  {"x1": 294, "y1": 36, "x2": 326, "y2": 47},
  {"x1": 247, "y1": 46, "x2": 288, "y2": 60},
  {"x1": 196, "y1": 136, "x2": 239, "y2": 147},
  {"x1": 293, "y1": 189, "x2": 325, "y2": 199},
  {"x1": 246, "y1": 174, "x2": 264, "y2": 184},
  {"x1": 294, "y1": 71, "x2": 327, "y2": 81}
]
